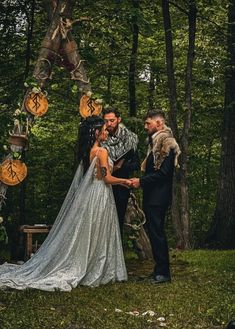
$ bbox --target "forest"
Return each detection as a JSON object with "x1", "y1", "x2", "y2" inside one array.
[{"x1": 0, "y1": 0, "x2": 235, "y2": 256}]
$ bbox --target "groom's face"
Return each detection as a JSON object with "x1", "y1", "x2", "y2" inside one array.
[
  {"x1": 144, "y1": 116, "x2": 164, "y2": 135},
  {"x1": 104, "y1": 113, "x2": 121, "y2": 135},
  {"x1": 144, "y1": 118, "x2": 158, "y2": 136}
]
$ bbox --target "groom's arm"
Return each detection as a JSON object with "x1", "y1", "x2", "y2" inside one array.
[
  {"x1": 139, "y1": 150, "x2": 175, "y2": 188},
  {"x1": 131, "y1": 150, "x2": 174, "y2": 189}
]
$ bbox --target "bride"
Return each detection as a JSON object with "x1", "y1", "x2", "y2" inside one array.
[{"x1": 0, "y1": 116, "x2": 132, "y2": 291}]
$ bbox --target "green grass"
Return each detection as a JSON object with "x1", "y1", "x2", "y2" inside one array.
[{"x1": 0, "y1": 250, "x2": 234, "y2": 329}]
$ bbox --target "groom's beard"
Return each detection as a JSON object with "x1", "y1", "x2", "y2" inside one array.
[{"x1": 107, "y1": 126, "x2": 118, "y2": 136}]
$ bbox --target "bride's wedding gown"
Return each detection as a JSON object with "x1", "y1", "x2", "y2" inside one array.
[{"x1": 0, "y1": 156, "x2": 127, "y2": 291}]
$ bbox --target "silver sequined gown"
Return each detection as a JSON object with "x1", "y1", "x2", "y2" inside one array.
[{"x1": 0, "y1": 157, "x2": 127, "y2": 291}]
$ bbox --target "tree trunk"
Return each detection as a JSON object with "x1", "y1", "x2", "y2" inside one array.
[
  {"x1": 161, "y1": 0, "x2": 183, "y2": 248},
  {"x1": 161, "y1": 0, "x2": 182, "y2": 248},
  {"x1": 128, "y1": 0, "x2": 139, "y2": 117},
  {"x1": 207, "y1": 0, "x2": 235, "y2": 249},
  {"x1": 148, "y1": 63, "x2": 155, "y2": 111},
  {"x1": 179, "y1": 0, "x2": 197, "y2": 249},
  {"x1": 24, "y1": 0, "x2": 36, "y2": 81},
  {"x1": 161, "y1": 0, "x2": 178, "y2": 137},
  {"x1": 161, "y1": 0, "x2": 197, "y2": 249}
]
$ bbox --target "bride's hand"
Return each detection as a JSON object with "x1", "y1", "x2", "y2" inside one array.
[{"x1": 121, "y1": 179, "x2": 133, "y2": 188}]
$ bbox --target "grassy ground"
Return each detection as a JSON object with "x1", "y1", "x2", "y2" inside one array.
[{"x1": 0, "y1": 250, "x2": 234, "y2": 329}]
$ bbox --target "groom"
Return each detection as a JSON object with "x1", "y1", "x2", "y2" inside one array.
[{"x1": 131, "y1": 110, "x2": 181, "y2": 284}]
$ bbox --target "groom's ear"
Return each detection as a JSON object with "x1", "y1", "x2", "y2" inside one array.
[{"x1": 117, "y1": 117, "x2": 121, "y2": 124}]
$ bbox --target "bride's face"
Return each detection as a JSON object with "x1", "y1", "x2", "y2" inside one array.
[{"x1": 97, "y1": 124, "x2": 109, "y2": 142}]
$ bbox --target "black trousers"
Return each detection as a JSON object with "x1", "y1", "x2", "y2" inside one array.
[
  {"x1": 112, "y1": 186, "x2": 130, "y2": 238},
  {"x1": 143, "y1": 205, "x2": 170, "y2": 277}
]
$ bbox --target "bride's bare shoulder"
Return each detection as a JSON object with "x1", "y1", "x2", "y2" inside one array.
[
  {"x1": 90, "y1": 147, "x2": 108, "y2": 160},
  {"x1": 97, "y1": 147, "x2": 108, "y2": 158}
]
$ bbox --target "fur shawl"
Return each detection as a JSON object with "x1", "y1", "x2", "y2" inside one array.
[{"x1": 141, "y1": 125, "x2": 181, "y2": 172}]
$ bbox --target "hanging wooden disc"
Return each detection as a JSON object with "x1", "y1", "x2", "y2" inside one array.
[
  {"x1": 24, "y1": 91, "x2": 48, "y2": 117},
  {"x1": 79, "y1": 95, "x2": 102, "y2": 118},
  {"x1": 0, "y1": 159, "x2": 27, "y2": 186}
]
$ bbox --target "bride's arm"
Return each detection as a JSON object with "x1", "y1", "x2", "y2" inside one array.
[{"x1": 98, "y1": 148, "x2": 131, "y2": 187}]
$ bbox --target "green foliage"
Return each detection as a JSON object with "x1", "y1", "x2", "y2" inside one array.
[{"x1": 0, "y1": 0, "x2": 230, "y2": 245}]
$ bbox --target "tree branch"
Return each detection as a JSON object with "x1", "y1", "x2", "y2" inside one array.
[
  {"x1": 169, "y1": 0, "x2": 226, "y2": 38},
  {"x1": 168, "y1": 0, "x2": 188, "y2": 15}
]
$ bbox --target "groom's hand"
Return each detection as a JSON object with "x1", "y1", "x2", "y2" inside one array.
[{"x1": 130, "y1": 178, "x2": 140, "y2": 188}]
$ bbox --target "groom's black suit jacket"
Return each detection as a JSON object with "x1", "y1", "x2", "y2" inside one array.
[{"x1": 140, "y1": 149, "x2": 175, "y2": 209}]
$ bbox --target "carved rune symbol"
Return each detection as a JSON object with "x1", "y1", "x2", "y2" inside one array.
[
  {"x1": 6, "y1": 161, "x2": 20, "y2": 182},
  {"x1": 25, "y1": 92, "x2": 48, "y2": 117},
  {"x1": 31, "y1": 93, "x2": 41, "y2": 113},
  {"x1": 0, "y1": 159, "x2": 27, "y2": 186},
  {"x1": 87, "y1": 98, "x2": 96, "y2": 116}
]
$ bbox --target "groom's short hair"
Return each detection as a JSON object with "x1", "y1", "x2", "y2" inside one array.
[
  {"x1": 103, "y1": 107, "x2": 121, "y2": 118},
  {"x1": 144, "y1": 110, "x2": 165, "y2": 121}
]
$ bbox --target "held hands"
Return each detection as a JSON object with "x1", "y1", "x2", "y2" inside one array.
[
  {"x1": 120, "y1": 178, "x2": 140, "y2": 188},
  {"x1": 120, "y1": 179, "x2": 133, "y2": 188},
  {"x1": 130, "y1": 178, "x2": 140, "y2": 188}
]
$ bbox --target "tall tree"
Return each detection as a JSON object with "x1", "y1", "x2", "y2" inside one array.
[
  {"x1": 161, "y1": 0, "x2": 178, "y2": 136},
  {"x1": 161, "y1": 0, "x2": 197, "y2": 248},
  {"x1": 128, "y1": 0, "x2": 139, "y2": 116},
  {"x1": 207, "y1": 0, "x2": 235, "y2": 248},
  {"x1": 179, "y1": 0, "x2": 197, "y2": 249}
]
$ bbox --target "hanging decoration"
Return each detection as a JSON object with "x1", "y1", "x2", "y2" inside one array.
[
  {"x1": 0, "y1": 0, "x2": 94, "y2": 211},
  {"x1": 0, "y1": 159, "x2": 28, "y2": 186},
  {"x1": 24, "y1": 91, "x2": 49, "y2": 117},
  {"x1": 79, "y1": 94, "x2": 102, "y2": 118}
]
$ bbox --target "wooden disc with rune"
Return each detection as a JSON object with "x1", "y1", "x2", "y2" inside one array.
[
  {"x1": 24, "y1": 91, "x2": 48, "y2": 117},
  {"x1": 0, "y1": 159, "x2": 27, "y2": 186},
  {"x1": 79, "y1": 95, "x2": 102, "y2": 118}
]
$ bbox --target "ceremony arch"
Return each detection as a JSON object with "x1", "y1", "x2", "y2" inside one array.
[{"x1": 0, "y1": 0, "x2": 101, "y2": 210}]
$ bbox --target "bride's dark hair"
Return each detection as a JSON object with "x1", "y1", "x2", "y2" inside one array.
[{"x1": 77, "y1": 115, "x2": 105, "y2": 173}]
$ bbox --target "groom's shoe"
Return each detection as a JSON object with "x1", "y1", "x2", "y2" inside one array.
[{"x1": 152, "y1": 275, "x2": 171, "y2": 284}]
